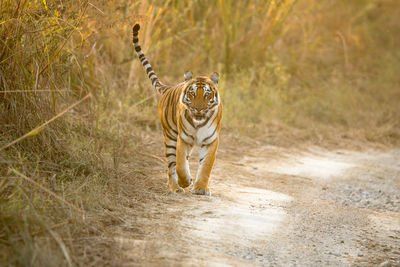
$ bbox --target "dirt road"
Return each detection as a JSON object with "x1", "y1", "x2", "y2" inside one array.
[{"x1": 113, "y1": 143, "x2": 400, "y2": 266}]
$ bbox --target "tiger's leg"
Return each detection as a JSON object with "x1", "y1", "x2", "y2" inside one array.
[
  {"x1": 164, "y1": 141, "x2": 184, "y2": 193},
  {"x1": 176, "y1": 137, "x2": 193, "y2": 188},
  {"x1": 193, "y1": 138, "x2": 219, "y2": 196}
]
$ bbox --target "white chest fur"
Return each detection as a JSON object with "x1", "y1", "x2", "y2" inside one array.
[
  {"x1": 194, "y1": 123, "x2": 216, "y2": 145},
  {"x1": 180, "y1": 110, "x2": 218, "y2": 146}
]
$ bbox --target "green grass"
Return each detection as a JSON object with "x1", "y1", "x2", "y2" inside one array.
[{"x1": 1, "y1": 0, "x2": 399, "y2": 265}]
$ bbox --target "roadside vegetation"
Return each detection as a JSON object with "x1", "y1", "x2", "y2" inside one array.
[{"x1": 1, "y1": 0, "x2": 399, "y2": 265}]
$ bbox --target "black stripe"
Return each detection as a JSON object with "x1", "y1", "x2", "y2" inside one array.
[
  {"x1": 165, "y1": 153, "x2": 176, "y2": 158},
  {"x1": 164, "y1": 125, "x2": 176, "y2": 139},
  {"x1": 197, "y1": 116, "x2": 211, "y2": 128},
  {"x1": 168, "y1": 161, "x2": 176, "y2": 168},
  {"x1": 145, "y1": 66, "x2": 153, "y2": 74},
  {"x1": 150, "y1": 76, "x2": 158, "y2": 84},
  {"x1": 139, "y1": 54, "x2": 145, "y2": 60},
  {"x1": 179, "y1": 118, "x2": 192, "y2": 135},
  {"x1": 163, "y1": 94, "x2": 172, "y2": 129},
  {"x1": 170, "y1": 126, "x2": 178, "y2": 135},
  {"x1": 171, "y1": 92, "x2": 177, "y2": 125},
  {"x1": 197, "y1": 110, "x2": 215, "y2": 128},
  {"x1": 149, "y1": 72, "x2": 156, "y2": 79},
  {"x1": 165, "y1": 145, "x2": 176, "y2": 150},
  {"x1": 180, "y1": 121, "x2": 194, "y2": 141},
  {"x1": 199, "y1": 110, "x2": 218, "y2": 129},
  {"x1": 165, "y1": 130, "x2": 177, "y2": 142},
  {"x1": 199, "y1": 157, "x2": 205, "y2": 164},
  {"x1": 184, "y1": 110, "x2": 195, "y2": 128},
  {"x1": 142, "y1": 59, "x2": 149, "y2": 66},
  {"x1": 161, "y1": 107, "x2": 177, "y2": 140},
  {"x1": 208, "y1": 111, "x2": 218, "y2": 126},
  {"x1": 164, "y1": 93, "x2": 178, "y2": 135},
  {"x1": 203, "y1": 127, "x2": 217, "y2": 143},
  {"x1": 133, "y1": 37, "x2": 138, "y2": 43},
  {"x1": 164, "y1": 102, "x2": 178, "y2": 135},
  {"x1": 150, "y1": 78, "x2": 158, "y2": 85},
  {"x1": 135, "y1": 46, "x2": 141, "y2": 52},
  {"x1": 208, "y1": 102, "x2": 218, "y2": 110}
]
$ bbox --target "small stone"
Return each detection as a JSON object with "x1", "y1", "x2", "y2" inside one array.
[{"x1": 358, "y1": 253, "x2": 364, "y2": 257}]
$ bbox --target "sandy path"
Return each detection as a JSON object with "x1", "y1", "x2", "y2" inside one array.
[{"x1": 116, "y1": 146, "x2": 400, "y2": 266}]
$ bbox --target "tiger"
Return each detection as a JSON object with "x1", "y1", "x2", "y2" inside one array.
[{"x1": 132, "y1": 24, "x2": 222, "y2": 196}]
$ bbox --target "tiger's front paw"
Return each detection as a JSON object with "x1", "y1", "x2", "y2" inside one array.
[
  {"x1": 178, "y1": 176, "x2": 192, "y2": 188},
  {"x1": 192, "y1": 187, "x2": 211, "y2": 196}
]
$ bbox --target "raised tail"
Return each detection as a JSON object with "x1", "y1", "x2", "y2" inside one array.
[{"x1": 132, "y1": 24, "x2": 165, "y2": 93}]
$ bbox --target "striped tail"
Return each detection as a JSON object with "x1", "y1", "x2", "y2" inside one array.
[{"x1": 132, "y1": 24, "x2": 165, "y2": 93}]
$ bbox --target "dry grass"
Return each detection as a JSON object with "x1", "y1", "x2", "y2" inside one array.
[{"x1": 1, "y1": 0, "x2": 399, "y2": 265}]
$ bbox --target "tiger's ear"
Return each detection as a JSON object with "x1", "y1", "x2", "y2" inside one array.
[
  {"x1": 184, "y1": 71, "x2": 193, "y2": 81},
  {"x1": 209, "y1": 72, "x2": 219, "y2": 85}
]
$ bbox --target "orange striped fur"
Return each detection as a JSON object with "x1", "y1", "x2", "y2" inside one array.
[{"x1": 132, "y1": 24, "x2": 222, "y2": 195}]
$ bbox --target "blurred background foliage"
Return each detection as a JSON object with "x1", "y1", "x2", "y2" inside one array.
[{"x1": 1, "y1": 0, "x2": 399, "y2": 265}]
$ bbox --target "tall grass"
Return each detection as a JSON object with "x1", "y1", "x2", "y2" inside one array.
[
  {"x1": 1, "y1": 0, "x2": 399, "y2": 265},
  {"x1": 0, "y1": 1, "x2": 116, "y2": 265}
]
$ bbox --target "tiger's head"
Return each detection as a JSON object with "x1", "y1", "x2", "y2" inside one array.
[{"x1": 181, "y1": 71, "x2": 220, "y2": 120}]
